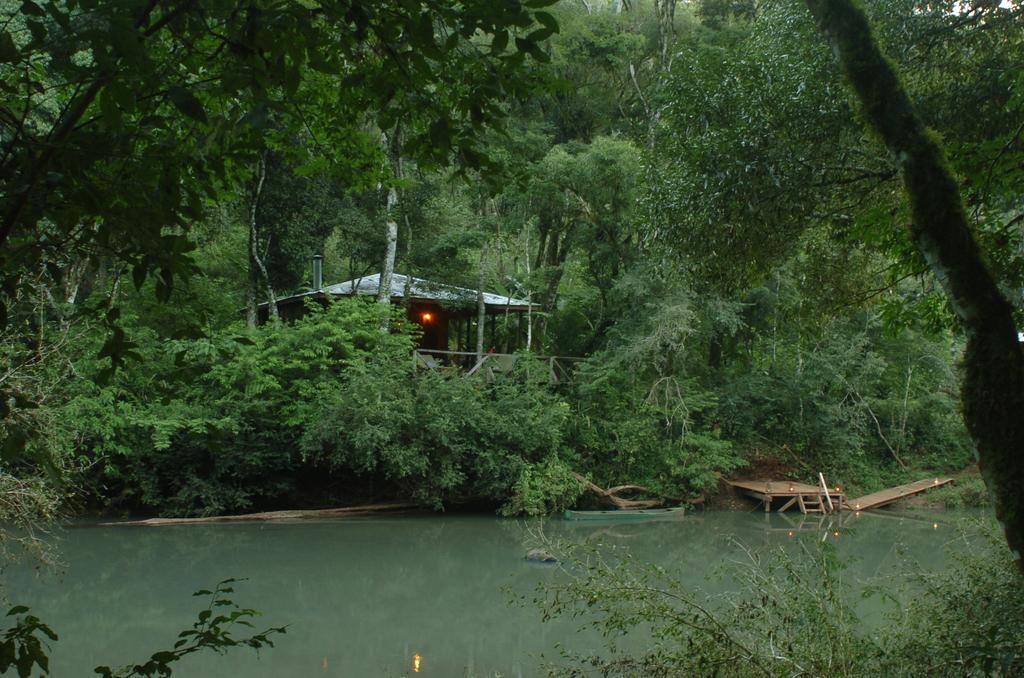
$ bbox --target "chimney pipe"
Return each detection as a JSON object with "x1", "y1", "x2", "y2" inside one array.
[{"x1": 311, "y1": 254, "x2": 323, "y2": 290}]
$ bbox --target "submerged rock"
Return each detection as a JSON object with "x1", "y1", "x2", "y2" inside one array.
[{"x1": 526, "y1": 548, "x2": 557, "y2": 563}]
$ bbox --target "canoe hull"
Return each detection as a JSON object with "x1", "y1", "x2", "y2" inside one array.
[{"x1": 563, "y1": 507, "x2": 685, "y2": 521}]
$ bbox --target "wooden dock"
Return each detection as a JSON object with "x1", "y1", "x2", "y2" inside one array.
[
  {"x1": 728, "y1": 478, "x2": 843, "y2": 514},
  {"x1": 844, "y1": 477, "x2": 953, "y2": 510}
]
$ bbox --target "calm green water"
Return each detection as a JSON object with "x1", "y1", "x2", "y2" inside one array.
[{"x1": 4, "y1": 510, "x2": 980, "y2": 677}]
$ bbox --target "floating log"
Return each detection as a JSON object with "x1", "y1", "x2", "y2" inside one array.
[{"x1": 102, "y1": 502, "x2": 420, "y2": 526}]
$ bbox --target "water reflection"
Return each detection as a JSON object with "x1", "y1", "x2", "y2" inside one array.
[{"x1": 3, "y1": 511, "x2": 981, "y2": 676}]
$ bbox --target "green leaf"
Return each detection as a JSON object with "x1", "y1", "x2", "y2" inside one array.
[
  {"x1": 525, "y1": 27, "x2": 554, "y2": 43},
  {"x1": 1, "y1": 428, "x2": 27, "y2": 463},
  {"x1": 132, "y1": 262, "x2": 147, "y2": 290},
  {"x1": 490, "y1": 30, "x2": 508, "y2": 53},
  {"x1": 99, "y1": 88, "x2": 122, "y2": 129},
  {"x1": 20, "y1": 0, "x2": 45, "y2": 16},
  {"x1": 515, "y1": 37, "x2": 548, "y2": 63},
  {"x1": 534, "y1": 11, "x2": 559, "y2": 35},
  {"x1": 168, "y1": 87, "x2": 207, "y2": 123},
  {"x1": 149, "y1": 651, "x2": 177, "y2": 664},
  {"x1": 25, "y1": 19, "x2": 46, "y2": 43},
  {"x1": 0, "y1": 32, "x2": 19, "y2": 63}
]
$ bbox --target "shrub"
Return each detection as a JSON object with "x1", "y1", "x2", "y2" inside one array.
[{"x1": 500, "y1": 456, "x2": 584, "y2": 517}]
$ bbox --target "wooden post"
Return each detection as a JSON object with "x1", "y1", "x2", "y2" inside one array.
[{"x1": 818, "y1": 472, "x2": 835, "y2": 513}]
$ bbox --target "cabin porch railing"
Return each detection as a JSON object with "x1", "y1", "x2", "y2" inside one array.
[{"x1": 412, "y1": 349, "x2": 583, "y2": 383}]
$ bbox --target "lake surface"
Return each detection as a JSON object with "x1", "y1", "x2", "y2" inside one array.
[{"x1": 4, "y1": 510, "x2": 982, "y2": 677}]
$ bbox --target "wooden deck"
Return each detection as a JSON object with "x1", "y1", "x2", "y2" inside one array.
[
  {"x1": 844, "y1": 477, "x2": 953, "y2": 510},
  {"x1": 728, "y1": 478, "x2": 843, "y2": 514}
]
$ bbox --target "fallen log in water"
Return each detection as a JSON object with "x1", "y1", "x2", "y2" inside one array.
[
  {"x1": 102, "y1": 502, "x2": 420, "y2": 526},
  {"x1": 573, "y1": 473, "x2": 663, "y2": 509}
]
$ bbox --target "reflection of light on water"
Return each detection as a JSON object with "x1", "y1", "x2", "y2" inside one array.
[
  {"x1": 322, "y1": 656, "x2": 328, "y2": 672},
  {"x1": 413, "y1": 654, "x2": 421, "y2": 673}
]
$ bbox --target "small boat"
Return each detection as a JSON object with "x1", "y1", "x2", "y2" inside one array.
[{"x1": 563, "y1": 507, "x2": 685, "y2": 521}]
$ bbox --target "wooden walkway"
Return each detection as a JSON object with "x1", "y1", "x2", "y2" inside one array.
[{"x1": 844, "y1": 478, "x2": 953, "y2": 510}]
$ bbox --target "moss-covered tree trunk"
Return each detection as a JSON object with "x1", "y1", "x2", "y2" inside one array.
[{"x1": 803, "y1": 0, "x2": 1024, "y2": 569}]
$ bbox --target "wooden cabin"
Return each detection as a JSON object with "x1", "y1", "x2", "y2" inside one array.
[{"x1": 257, "y1": 270, "x2": 534, "y2": 356}]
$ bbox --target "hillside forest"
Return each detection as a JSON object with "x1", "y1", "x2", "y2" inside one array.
[{"x1": 0, "y1": 0, "x2": 1022, "y2": 540}]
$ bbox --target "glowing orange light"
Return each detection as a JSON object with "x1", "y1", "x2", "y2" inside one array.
[
  {"x1": 833, "y1": 531, "x2": 840, "y2": 537},
  {"x1": 933, "y1": 523, "x2": 939, "y2": 530},
  {"x1": 413, "y1": 654, "x2": 421, "y2": 673},
  {"x1": 788, "y1": 531, "x2": 794, "y2": 537},
  {"x1": 421, "y1": 312, "x2": 433, "y2": 323}
]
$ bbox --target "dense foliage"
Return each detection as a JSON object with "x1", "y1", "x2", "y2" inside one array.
[
  {"x1": 3, "y1": 0, "x2": 1023, "y2": 674},
  {"x1": 534, "y1": 519, "x2": 1024, "y2": 676},
  {"x1": 3, "y1": 0, "x2": 1013, "y2": 521}
]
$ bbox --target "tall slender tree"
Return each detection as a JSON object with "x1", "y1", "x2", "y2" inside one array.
[{"x1": 803, "y1": 0, "x2": 1024, "y2": 568}]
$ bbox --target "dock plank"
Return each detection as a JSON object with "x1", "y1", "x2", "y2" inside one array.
[
  {"x1": 728, "y1": 480, "x2": 833, "y2": 495},
  {"x1": 845, "y1": 478, "x2": 953, "y2": 510}
]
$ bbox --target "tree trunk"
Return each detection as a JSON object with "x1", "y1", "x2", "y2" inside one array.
[
  {"x1": 377, "y1": 129, "x2": 402, "y2": 308},
  {"x1": 378, "y1": 187, "x2": 398, "y2": 305},
  {"x1": 525, "y1": 223, "x2": 533, "y2": 351},
  {"x1": 804, "y1": 0, "x2": 1024, "y2": 569},
  {"x1": 247, "y1": 151, "x2": 275, "y2": 326},
  {"x1": 476, "y1": 240, "x2": 488, "y2": 359},
  {"x1": 654, "y1": 0, "x2": 676, "y2": 69}
]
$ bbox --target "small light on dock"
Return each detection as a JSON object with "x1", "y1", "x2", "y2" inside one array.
[
  {"x1": 933, "y1": 478, "x2": 939, "y2": 485},
  {"x1": 854, "y1": 504, "x2": 860, "y2": 509},
  {"x1": 788, "y1": 484, "x2": 794, "y2": 491},
  {"x1": 788, "y1": 531, "x2": 794, "y2": 537},
  {"x1": 933, "y1": 523, "x2": 939, "y2": 529},
  {"x1": 833, "y1": 531, "x2": 840, "y2": 537},
  {"x1": 413, "y1": 653, "x2": 421, "y2": 673}
]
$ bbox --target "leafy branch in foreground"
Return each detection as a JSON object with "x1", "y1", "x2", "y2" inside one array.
[
  {"x1": 2, "y1": 579, "x2": 285, "y2": 678},
  {"x1": 93, "y1": 578, "x2": 286, "y2": 678},
  {"x1": 527, "y1": 536, "x2": 877, "y2": 677},
  {"x1": 0, "y1": 606, "x2": 57, "y2": 678},
  {"x1": 529, "y1": 519, "x2": 1024, "y2": 677}
]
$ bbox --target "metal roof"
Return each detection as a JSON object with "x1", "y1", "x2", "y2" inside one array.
[{"x1": 275, "y1": 272, "x2": 532, "y2": 309}]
